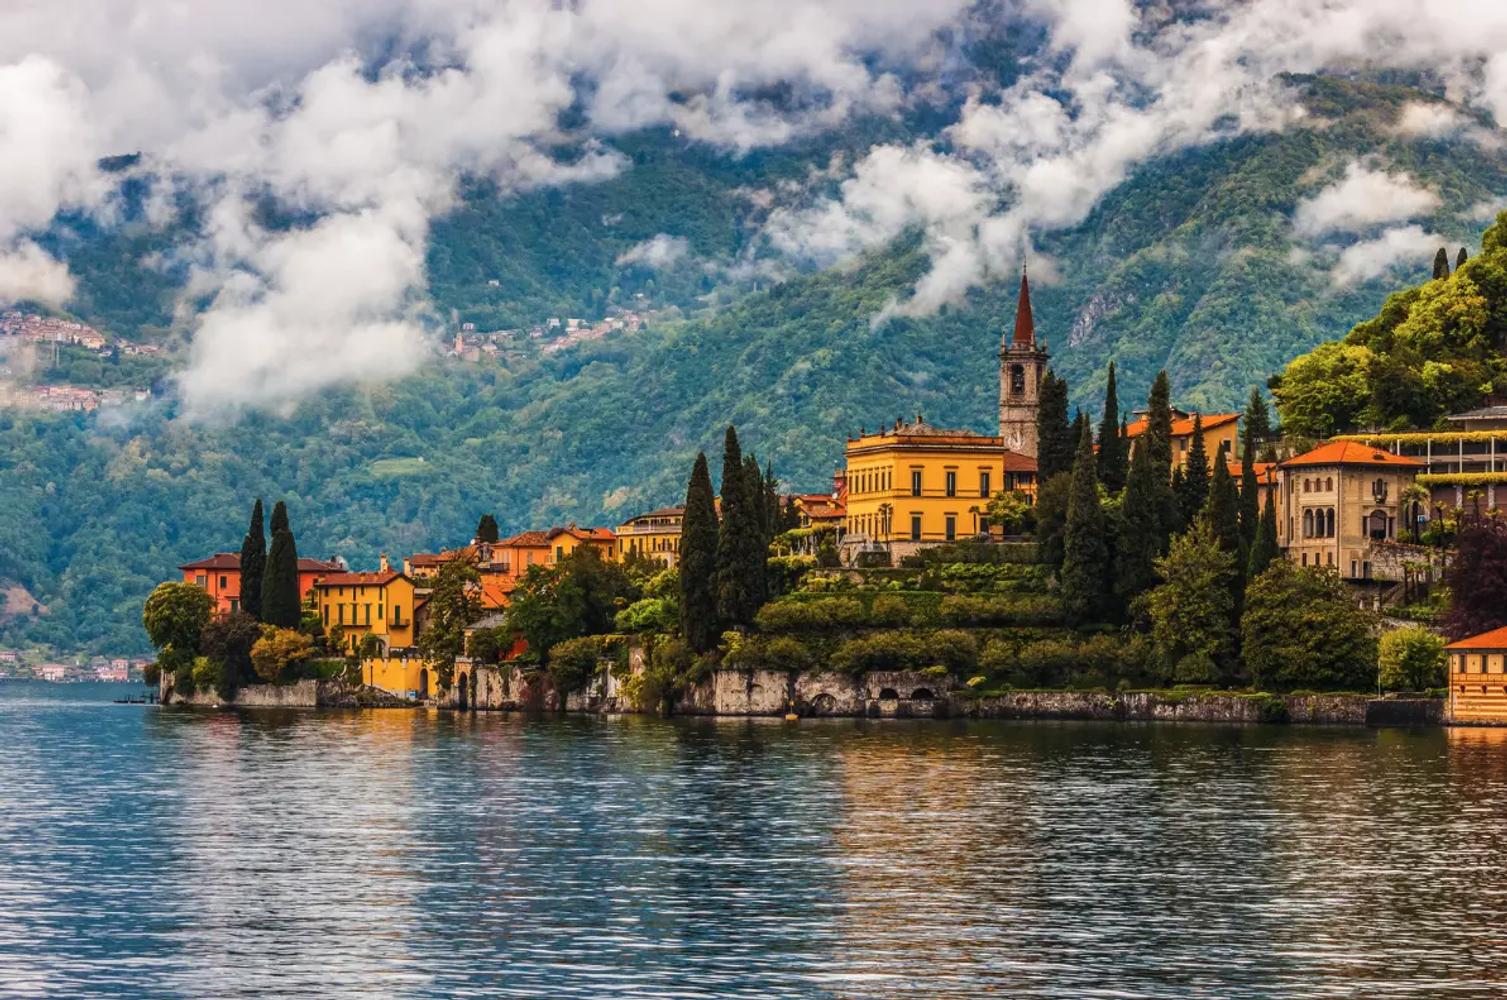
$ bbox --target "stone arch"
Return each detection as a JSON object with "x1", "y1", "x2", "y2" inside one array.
[
  {"x1": 456, "y1": 670, "x2": 469, "y2": 710},
  {"x1": 810, "y1": 693, "x2": 837, "y2": 716},
  {"x1": 878, "y1": 687, "x2": 900, "y2": 701},
  {"x1": 911, "y1": 688, "x2": 935, "y2": 701},
  {"x1": 418, "y1": 668, "x2": 429, "y2": 698}
]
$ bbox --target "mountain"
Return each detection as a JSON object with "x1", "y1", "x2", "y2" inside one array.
[{"x1": 3, "y1": 73, "x2": 1506, "y2": 656}]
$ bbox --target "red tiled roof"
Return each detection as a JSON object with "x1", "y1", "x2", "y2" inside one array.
[
  {"x1": 500, "y1": 530, "x2": 551, "y2": 547},
  {"x1": 180, "y1": 553, "x2": 239, "y2": 571},
  {"x1": 314, "y1": 571, "x2": 404, "y2": 587},
  {"x1": 1124, "y1": 412, "x2": 1240, "y2": 439},
  {"x1": 1278, "y1": 441, "x2": 1424, "y2": 470},
  {"x1": 1447, "y1": 626, "x2": 1507, "y2": 651},
  {"x1": 1226, "y1": 461, "x2": 1277, "y2": 483},
  {"x1": 546, "y1": 525, "x2": 616, "y2": 542},
  {"x1": 182, "y1": 553, "x2": 343, "y2": 572},
  {"x1": 802, "y1": 503, "x2": 846, "y2": 519},
  {"x1": 1002, "y1": 451, "x2": 1038, "y2": 473}
]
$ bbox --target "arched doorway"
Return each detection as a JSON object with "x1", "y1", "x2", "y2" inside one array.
[
  {"x1": 911, "y1": 688, "x2": 934, "y2": 701},
  {"x1": 878, "y1": 688, "x2": 900, "y2": 701},
  {"x1": 418, "y1": 668, "x2": 429, "y2": 699},
  {"x1": 456, "y1": 671, "x2": 469, "y2": 710}
]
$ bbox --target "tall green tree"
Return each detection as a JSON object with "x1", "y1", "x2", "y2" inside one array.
[
  {"x1": 715, "y1": 426, "x2": 762, "y2": 627},
  {"x1": 1115, "y1": 439, "x2": 1162, "y2": 614},
  {"x1": 1457, "y1": 246, "x2": 1469, "y2": 270},
  {"x1": 1145, "y1": 521, "x2": 1238, "y2": 685},
  {"x1": 679, "y1": 452, "x2": 720, "y2": 652},
  {"x1": 1146, "y1": 371, "x2": 1174, "y2": 481},
  {"x1": 1238, "y1": 393, "x2": 1267, "y2": 545},
  {"x1": 1178, "y1": 413, "x2": 1210, "y2": 525},
  {"x1": 1061, "y1": 423, "x2": 1110, "y2": 623},
  {"x1": 1247, "y1": 493, "x2": 1280, "y2": 580},
  {"x1": 1097, "y1": 362, "x2": 1127, "y2": 493},
  {"x1": 743, "y1": 453, "x2": 770, "y2": 606},
  {"x1": 475, "y1": 513, "x2": 500, "y2": 543},
  {"x1": 417, "y1": 559, "x2": 483, "y2": 689},
  {"x1": 261, "y1": 501, "x2": 301, "y2": 629},
  {"x1": 238, "y1": 499, "x2": 266, "y2": 620},
  {"x1": 1243, "y1": 562, "x2": 1378, "y2": 691},
  {"x1": 1433, "y1": 246, "x2": 1450, "y2": 279},
  {"x1": 1204, "y1": 460, "x2": 1247, "y2": 625},
  {"x1": 1035, "y1": 371, "x2": 1073, "y2": 479}
]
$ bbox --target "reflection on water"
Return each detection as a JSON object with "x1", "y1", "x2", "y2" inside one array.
[{"x1": 1, "y1": 681, "x2": 1506, "y2": 997}]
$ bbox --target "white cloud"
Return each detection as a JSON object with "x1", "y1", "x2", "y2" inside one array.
[
  {"x1": 615, "y1": 234, "x2": 690, "y2": 269},
  {"x1": 1391, "y1": 101, "x2": 1467, "y2": 139},
  {"x1": 1329, "y1": 225, "x2": 1445, "y2": 286},
  {"x1": 1294, "y1": 161, "x2": 1441, "y2": 237},
  {"x1": 0, "y1": 242, "x2": 76, "y2": 307}
]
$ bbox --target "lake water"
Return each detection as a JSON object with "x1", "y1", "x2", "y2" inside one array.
[{"x1": 2, "y1": 680, "x2": 1506, "y2": 998}]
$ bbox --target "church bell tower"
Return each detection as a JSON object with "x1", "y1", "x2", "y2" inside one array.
[{"x1": 999, "y1": 269, "x2": 1050, "y2": 458}]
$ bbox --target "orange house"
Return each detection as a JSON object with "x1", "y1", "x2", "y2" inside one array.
[
  {"x1": 1125, "y1": 409, "x2": 1241, "y2": 472},
  {"x1": 180, "y1": 553, "x2": 343, "y2": 616}
]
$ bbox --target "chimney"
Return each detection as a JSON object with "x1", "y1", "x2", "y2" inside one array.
[{"x1": 379, "y1": 553, "x2": 390, "y2": 572}]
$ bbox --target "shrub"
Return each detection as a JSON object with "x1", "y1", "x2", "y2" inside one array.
[
  {"x1": 755, "y1": 597, "x2": 865, "y2": 632},
  {"x1": 870, "y1": 595, "x2": 913, "y2": 626},
  {"x1": 1243, "y1": 562, "x2": 1378, "y2": 692},
  {"x1": 615, "y1": 597, "x2": 677, "y2": 634},
  {"x1": 190, "y1": 655, "x2": 229, "y2": 700},
  {"x1": 767, "y1": 554, "x2": 817, "y2": 596},
  {"x1": 938, "y1": 594, "x2": 1063, "y2": 627},
  {"x1": 548, "y1": 636, "x2": 608, "y2": 697},
  {"x1": 927, "y1": 629, "x2": 979, "y2": 674},
  {"x1": 467, "y1": 626, "x2": 509, "y2": 664},
  {"x1": 250, "y1": 626, "x2": 314, "y2": 684},
  {"x1": 1255, "y1": 694, "x2": 1290, "y2": 724},
  {"x1": 829, "y1": 632, "x2": 931, "y2": 674},
  {"x1": 765, "y1": 635, "x2": 815, "y2": 671},
  {"x1": 1378, "y1": 626, "x2": 1447, "y2": 692},
  {"x1": 798, "y1": 573, "x2": 854, "y2": 593}
]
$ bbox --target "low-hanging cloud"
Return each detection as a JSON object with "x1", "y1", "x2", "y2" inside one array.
[
  {"x1": 1329, "y1": 225, "x2": 1446, "y2": 287},
  {"x1": 1293, "y1": 161, "x2": 1442, "y2": 237},
  {"x1": 615, "y1": 234, "x2": 690, "y2": 270}
]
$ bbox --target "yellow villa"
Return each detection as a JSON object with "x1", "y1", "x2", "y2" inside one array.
[
  {"x1": 616, "y1": 507, "x2": 685, "y2": 566},
  {"x1": 1448, "y1": 627, "x2": 1507, "y2": 724},
  {"x1": 843, "y1": 419, "x2": 1037, "y2": 558}
]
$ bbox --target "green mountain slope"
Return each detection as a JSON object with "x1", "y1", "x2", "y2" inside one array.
[{"x1": 4, "y1": 75, "x2": 1506, "y2": 656}]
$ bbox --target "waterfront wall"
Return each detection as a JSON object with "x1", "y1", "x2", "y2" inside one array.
[{"x1": 160, "y1": 674, "x2": 411, "y2": 708}]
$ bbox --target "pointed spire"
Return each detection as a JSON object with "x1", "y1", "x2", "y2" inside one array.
[{"x1": 1011, "y1": 267, "x2": 1035, "y2": 348}]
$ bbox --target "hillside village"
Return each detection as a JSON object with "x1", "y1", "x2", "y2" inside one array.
[{"x1": 151, "y1": 269, "x2": 1507, "y2": 723}]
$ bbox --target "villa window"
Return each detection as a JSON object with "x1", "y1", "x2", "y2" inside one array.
[
  {"x1": 1009, "y1": 363, "x2": 1025, "y2": 395},
  {"x1": 945, "y1": 515, "x2": 957, "y2": 541},
  {"x1": 980, "y1": 471, "x2": 991, "y2": 498},
  {"x1": 219, "y1": 575, "x2": 228, "y2": 589},
  {"x1": 910, "y1": 514, "x2": 922, "y2": 541},
  {"x1": 195, "y1": 574, "x2": 207, "y2": 588},
  {"x1": 1303, "y1": 509, "x2": 1314, "y2": 537},
  {"x1": 911, "y1": 470, "x2": 922, "y2": 497},
  {"x1": 945, "y1": 471, "x2": 957, "y2": 497},
  {"x1": 1327, "y1": 508, "x2": 1336, "y2": 537}
]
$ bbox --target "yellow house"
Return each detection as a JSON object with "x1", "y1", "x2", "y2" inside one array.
[
  {"x1": 312, "y1": 570, "x2": 421, "y2": 657},
  {"x1": 617, "y1": 507, "x2": 685, "y2": 567},
  {"x1": 546, "y1": 525, "x2": 617, "y2": 563},
  {"x1": 1448, "y1": 626, "x2": 1507, "y2": 724},
  {"x1": 1124, "y1": 409, "x2": 1240, "y2": 471},
  {"x1": 843, "y1": 418, "x2": 1038, "y2": 559}
]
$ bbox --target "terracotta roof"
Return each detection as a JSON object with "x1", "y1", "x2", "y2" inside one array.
[
  {"x1": 1226, "y1": 461, "x2": 1278, "y2": 483},
  {"x1": 500, "y1": 530, "x2": 551, "y2": 547},
  {"x1": 1002, "y1": 451, "x2": 1038, "y2": 473},
  {"x1": 1011, "y1": 271, "x2": 1035, "y2": 347},
  {"x1": 801, "y1": 503, "x2": 846, "y2": 519},
  {"x1": 314, "y1": 571, "x2": 404, "y2": 587},
  {"x1": 1278, "y1": 441, "x2": 1424, "y2": 470},
  {"x1": 627, "y1": 506, "x2": 684, "y2": 520},
  {"x1": 1447, "y1": 626, "x2": 1507, "y2": 651},
  {"x1": 546, "y1": 525, "x2": 616, "y2": 542},
  {"x1": 182, "y1": 553, "x2": 343, "y2": 572},
  {"x1": 1124, "y1": 412, "x2": 1240, "y2": 439},
  {"x1": 180, "y1": 553, "x2": 240, "y2": 571}
]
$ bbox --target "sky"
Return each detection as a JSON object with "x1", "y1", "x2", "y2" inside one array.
[{"x1": 2, "y1": 0, "x2": 1507, "y2": 416}]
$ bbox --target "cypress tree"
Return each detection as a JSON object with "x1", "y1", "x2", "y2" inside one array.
[
  {"x1": 715, "y1": 427, "x2": 761, "y2": 627},
  {"x1": 1061, "y1": 422, "x2": 1110, "y2": 623},
  {"x1": 1169, "y1": 465, "x2": 1189, "y2": 534},
  {"x1": 679, "y1": 452, "x2": 720, "y2": 653},
  {"x1": 1070, "y1": 409, "x2": 1091, "y2": 459},
  {"x1": 1115, "y1": 438, "x2": 1162, "y2": 612},
  {"x1": 1433, "y1": 246, "x2": 1450, "y2": 279},
  {"x1": 1036, "y1": 370, "x2": 1073, "y2": 478},
  {"x1": 744, "y1": 454, "x2": 769, "y2": 607},
  {"x1": 762, "y1": 461, "x2": 782, "y2": 541},
  {"x1": 475, "y1": 513, "x2": 500, "y2": 544},
  {"x1": 1178, "y1": 413, "x2": 1210, "y2": 525},
  {"x1": 1146, "y1": 371, "x2": 1174, "y2": 481},
  {"x1": 1238, "y1": 399, "x2": 1263, "y2": 547},
  {"x1": 261, "y1": 501, "x2": 301, "y2": 628},
  {"x1": 1247, "y1": 493, "x2": 1280, "y2": 580},
  {"x1": 1097, "y1": 362, "x2": 1127, "y2": 493},
  {"x1": 1205, "y1": 460, "x2": 1247, "y2": 633},
  {"x1": 1458, "y1": 247, "x2": 1470, "y2": 270},
  {"x1": 239, "y1": 499, "x2": 266, "y2": 620}
]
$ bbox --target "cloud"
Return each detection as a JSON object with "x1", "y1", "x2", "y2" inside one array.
[
  {"x1": 615, "y1": 234, "x2": 690, "y2": 269},
  {"x1": 0, "y1": 242, "x2": 76, "y2": 307},
  {"x1": 1293, "y1": 161, "x2": 1441, "y2": 237},
  {"x1": 1391, "y1": 101, "x2": 1468, "y2": 139},
  {"x1": 1329, "y1": 225, "x2": 1445, "y2": 286}
]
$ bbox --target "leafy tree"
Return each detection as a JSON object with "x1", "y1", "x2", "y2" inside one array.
[
  {"x1": 547, "y1": 635, "x2": 610, "y2": 702},
  {"x1": 1178, "y1": 413, "x2": 1210, "y2": 525},
  {"x1": 239, "y1": 499, "x2": 266, "y2": 620},
  {"x1": 506, "y1": 548, "x2": 638, "y2": 664},
  {"x1": 1378, "y1": 626, "x2": 1447, "y2": 692},
  {"x1": 250, "y1": 625, "x2": 314, "y2": 683},
  {"x1": 1145, "y1": 521, "x2": 1238, "y2": 684},
  {"x1": 1035, "y1": 370, "x2": 1073, "y2": 479},
  {"x1": 417, "y1": 559, "x2": 484, "y2": 689},
  {"x1": 1445, "y1": 515, "x2": 1507, "y2": 639},
  {"x1": 1242, "y1": 562, "x2": 1378, "y2": 691},
  {"x1": 142, "y1": 582, "x2": 215, "y2": 676},
  {"x1": 1433, "y1": 246, "x2": 1450, "y2": 280},
  {"x1": 466, "y1": 626, "x2": 510, "y2": 665},
  {"x1": 1247, "y1": 494, "x2": 1280, "y2": 579},
  {"x1": 1114, "y1": 438, "x2": 1162, "y2": 612},
  {"x1": 261, "y1": 501, "x2": 301, "y2": 628},
  {"x1": 986, "y1": 490, "x2": 1032, "y2": 535},
  {"x1": 1033, "y1": 473, "x2": 1072, "y2": 566},
  {"x1": 1096, "y1": 362, "x2": 1127, "y2": 493},
  {"x1": 1061, "y1": 423, "x2": 1110, "y2": 623},
  {"x1": 715, "y1": 426, "x2": 762, "y2": 627},
  {"x1": 475, "y1": 513, "x2": 500, "y2": 543},
  {"x1": 200, "y1": 612, "x2": 262, "y2": 689},
  {"x1": 680, "y1": 452, "x2": 720, "y2": 652},
  {"x1": 1272, "y1": 342, "x2": 1375, "y2": 437}
]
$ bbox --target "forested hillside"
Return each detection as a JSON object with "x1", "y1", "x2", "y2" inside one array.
[{"x1": 4, "y1": 74, "x2": 1507, "y2": 656}]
